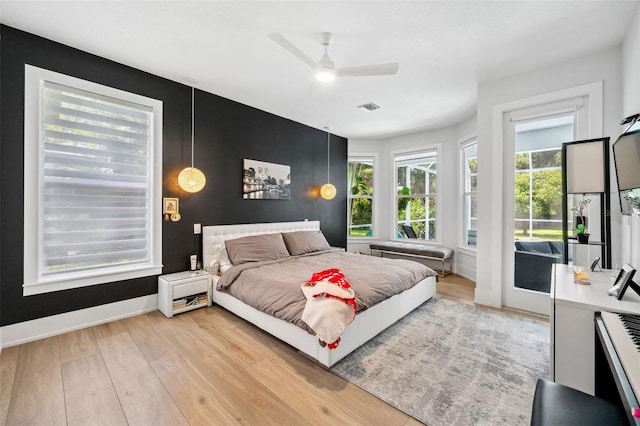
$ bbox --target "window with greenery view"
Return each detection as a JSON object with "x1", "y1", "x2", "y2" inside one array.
[
  {"x1": 461, "y1": 140, "x2": 477, "y2": 247},
  {"x1": 395, "y1": 150, "x2": 437, "y2": 241},
  {"x1": 514, "y1": 149, "x2": 563, "y2": 240},
  {"x1": 512, "y1": 114, "x2": 574, "y2": 246},
  {"x1": 348, "y1": 157, "x2": 374, "y2": 237}
]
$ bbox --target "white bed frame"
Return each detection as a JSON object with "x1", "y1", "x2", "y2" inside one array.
[{"x1": 203, "y1": 221, "x2": 436, "y2": 368}]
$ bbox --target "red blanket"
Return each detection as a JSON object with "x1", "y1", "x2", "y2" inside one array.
[{"x1": 301, "y1": 268, "x2": 356, "y2": 349}]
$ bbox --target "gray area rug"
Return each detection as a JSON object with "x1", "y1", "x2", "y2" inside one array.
[{"x1": 331, "y1": 298, "x2": 549, "y2": 426}]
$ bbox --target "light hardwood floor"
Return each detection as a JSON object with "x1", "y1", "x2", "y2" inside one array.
[{"x1": 0, "y1": 274, "x2": 538, "y2": 425}]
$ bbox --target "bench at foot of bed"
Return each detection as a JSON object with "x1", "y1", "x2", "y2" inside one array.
[{"x1": 369, "y1": 241, "x2": 453, "y2": 277}]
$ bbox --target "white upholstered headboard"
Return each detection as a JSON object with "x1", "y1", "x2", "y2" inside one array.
[{"x1": 202, "y1": 220, "x2": 320, "y2": 268}]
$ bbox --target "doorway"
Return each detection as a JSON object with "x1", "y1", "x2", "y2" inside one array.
[{"x1": 503, "y1": 100, "x2": 589, "y2": 315}]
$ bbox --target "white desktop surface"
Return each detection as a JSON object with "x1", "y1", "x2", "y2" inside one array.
[
  {"x1": 551, "y1": 264, "x2": 640, "y2": 394},
  {"x1": 554, "y1": 265, "x2": 640, "y2": 313}
]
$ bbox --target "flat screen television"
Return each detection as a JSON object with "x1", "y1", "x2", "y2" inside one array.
[{"x1": 612, "y1": 128, "x2": 640, "y2": 215}]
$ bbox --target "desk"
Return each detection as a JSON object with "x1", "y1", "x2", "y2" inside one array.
[{"x1": 550, "y1": 264, "x2": 640, "y2": 395}]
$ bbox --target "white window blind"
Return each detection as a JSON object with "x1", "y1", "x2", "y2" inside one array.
[
  {"x1": 24, "y1": 65, "x2": 163, "y2": 295},
  {"x1": 42, "y1": 82, "x2": 152, "y2": 276}
]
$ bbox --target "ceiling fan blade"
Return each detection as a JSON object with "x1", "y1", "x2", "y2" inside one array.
[
  {"x1": 268, "y1": 33, "x2": 318, "y2": 70},
  {"x1": 336, "y1": 63, "x2": 399, "y2": 77}
]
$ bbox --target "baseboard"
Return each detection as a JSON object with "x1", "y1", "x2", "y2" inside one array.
[
  {"x1": 0, "y1": 294, "x2": 158, "y2": 348},
  {"x1": 455, "y1": 264, "x2": 476, "y2": 282},
  {"x1": 473, "y1": 287, "x2": 501, "y2": 308}
]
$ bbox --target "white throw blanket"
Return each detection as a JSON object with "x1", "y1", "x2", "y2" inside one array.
[{"x1": 301, "y1": 268, "x2": 356, "y2": 349}]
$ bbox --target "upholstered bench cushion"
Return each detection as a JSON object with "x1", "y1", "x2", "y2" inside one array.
[{"x1": 369, "y1": 242, "x2": 453, "y2": 260}]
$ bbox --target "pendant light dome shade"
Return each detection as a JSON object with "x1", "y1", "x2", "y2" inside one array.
[
  {"x1": 178, "y1": 167, "x2": 206, "y2": 193},
  {"x1": 179, "y1": 85, "x2": 206, "y2": 193},
  {"x1": 320, "y1": 183, "x2": 336, "y2": 200}
]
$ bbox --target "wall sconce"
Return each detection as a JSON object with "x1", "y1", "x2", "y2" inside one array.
[
  {"x1": 320, "y1": 127, "x2": 336, "y2": 200},
  {"x1": 178, "y1": 86, "x2": 206, "y2": 193}
]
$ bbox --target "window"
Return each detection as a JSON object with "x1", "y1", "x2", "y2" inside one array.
[
  {"x1": 461, "y1": 139, "x2": 478, "y2": 247},
  {"x1": 348, "y1": 156, "x2": 374, "y2": 237},
  {"x1": 395, "y1": 148, "x2": 438, "y2": 241},
  {"x1": 23, "y1": 65, "x2": 163, "y2": 295},
  {"x1": 513, "y1": 116, "x2": 570, "y2": 241}
]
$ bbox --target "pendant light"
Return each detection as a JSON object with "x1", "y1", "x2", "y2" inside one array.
[
  {"x1": 320, "y1": 127, "x2": 336, "y2": 200},
  {"x1": 178, "y1": 86, "x2": 206, "y2": 193}
]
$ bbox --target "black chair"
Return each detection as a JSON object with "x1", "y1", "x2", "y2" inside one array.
[
  {"x1": 402, "y1": 224, "x2": 417, "y2": 239},
  {"x1": 514, "y1": 241, "x2": 563, "y2": 293},
  {"x1": 530, "y1": 379, "x2": 628, "y2": 426}
]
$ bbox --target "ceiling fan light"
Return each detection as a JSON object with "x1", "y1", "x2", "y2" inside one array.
[
  {"x1": 320, "y1": 183, "x2": 336, "y2": 200},
  {"x1": 316, "y1": 67, "x2": 336, "y2": 82},
  {"x1": 178, "y1": 167, "x2": 206, "y2": 193}
]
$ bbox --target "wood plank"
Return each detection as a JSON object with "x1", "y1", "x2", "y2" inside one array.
[
  {"x1": 97, "y1": 331, "x2": 188, "y2": 426},
  {"x1": 91, "y1": 319, "x2": 127, "y2": 340},
  {"x1": 247, "y1": 344, "x2": 412, "y2": 425},
  {"x1": 151, "y1": 352, "x2": 250, "y2": 425},
  {"x1": 248, "y1": 357, "x2": 373, "y2": 424},
  {"x1": 5, "y1": 337, "x2": 66, "y2": 425},
  {"x1": 171, "y1": 330, "x2": 310, "y2": 425},
  {"x1": 154, "y1": 312, "x2": 310, "y2": 424},
  {"x1": 122, "y1": 310, "x2": 182, "y2": 362},
  {"x1": 59, "y1": 326, "x2": 99, "y2": 364},
  {"x1": 192, "y1": 355, "x2": 311, "y2": 425},
  {"x1": 188, "y1": 307, "x2": 277, "y2": 366},
  {"x1": 194, "y1": 305, "x2": 299, "y2": 361},
  {"x1": 404, "y1": 416, "x2": 427, "y2": 425},
  {"x1": 0, "y1": 346, "x2": 19, "y2": 426},
  {"x1": 62, "y1": 352, "x2": 127, "y2": 426},
  {"x1": 166, "y1": 313, "x2": 227, "y2": 359},
  {"x1": 437, "y1": 280, "x2": 475, "y2": 305},
  {"x1": 204, "y1": 305, "x2": 411, "y2": 423},
  {"x1": 440, "y1": 273, "x2": 476, "y2": 288}
]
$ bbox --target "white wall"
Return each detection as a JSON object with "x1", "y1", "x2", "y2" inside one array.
[
  {"x1": 476, "y1": 47, "x2": 623, "y2": 307},
  {"x1": 455, "y1": 115, "x2": 478, "y2": 281},
  {"x1": 348, "y1": 121, "x2": 476, "y2": 279},
  {"x1": 347, "y1": 5, "x2": 640, "y2": 290},
  {"x1": 621, "y1": 6, "x2": 640, "y2": 269}
]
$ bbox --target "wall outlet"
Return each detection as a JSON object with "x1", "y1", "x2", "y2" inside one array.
[{"x1": 193, "y1": 223, "x2": 201, "y2": 234}]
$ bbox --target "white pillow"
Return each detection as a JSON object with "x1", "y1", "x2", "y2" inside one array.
[{"x1": 211, "y1": 241, "x2": 231, "y2": 271}]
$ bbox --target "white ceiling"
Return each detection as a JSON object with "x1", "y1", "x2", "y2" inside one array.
[{"x1": 1, "y1": 1, "x2": 638, "y2": 139}]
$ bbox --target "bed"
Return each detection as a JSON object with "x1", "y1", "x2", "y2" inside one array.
[{"x1": 203, "y1": 220, "x2": 437, "y2": 368}]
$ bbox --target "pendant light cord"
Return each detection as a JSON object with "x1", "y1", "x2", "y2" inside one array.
[
  {"x1": 326, "y1": 129, "x2": 330, "y2": 181},
  {"x1": 191, "y1": 87, "x2": 195, "y2": 168}
]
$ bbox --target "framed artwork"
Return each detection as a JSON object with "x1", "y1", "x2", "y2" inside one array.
[
  {"x1": 607, "y1": 263, "x2": 638, "y2": 300},
  {"x1": 242, "y1": 159, "x2": 291, "y2": 200},
  {"x1": 163, "y1": 198, "x2": 179, "y2": 214}
]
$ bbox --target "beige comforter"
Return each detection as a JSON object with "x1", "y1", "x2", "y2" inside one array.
[{"x1": 216, "y1": 250, "x2": 437, "y2": 334}]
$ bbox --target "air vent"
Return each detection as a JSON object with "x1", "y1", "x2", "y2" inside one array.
[{"x1": 357, "y1": 102, "x2": 381, "y2": 112}]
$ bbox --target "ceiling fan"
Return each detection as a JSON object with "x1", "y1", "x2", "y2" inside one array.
[{"x1": 268, "y1": 32, "x2": 399, "y2": 83}]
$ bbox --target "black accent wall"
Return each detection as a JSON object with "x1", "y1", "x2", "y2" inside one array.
[{"x1": 0, "y1": 25, "x2": 347, "y2": 327}]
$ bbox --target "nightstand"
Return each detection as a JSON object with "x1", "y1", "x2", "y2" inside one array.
[{"x1": 158, "y1": 270, "x2": 212, "y2": 318}]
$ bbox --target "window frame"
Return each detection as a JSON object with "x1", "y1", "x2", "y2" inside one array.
[
  {"x1": 23, "y1": 65, "x2": 163, "y2": 296},
  {"x1": 392, "y1": 145, "x2": 441, "y2": 243},
  {"x1": 460, "y1": 137, "x2": 478, "y2": 249},
  {"x1": 347, "y1": 153, "x2": 377, "y2": 239}
]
